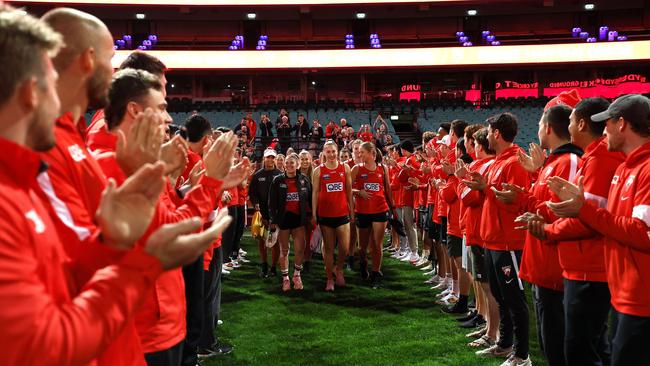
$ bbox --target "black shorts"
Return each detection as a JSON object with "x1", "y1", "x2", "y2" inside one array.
[
  {"x1": 355, "y1": 211, "x2": 389, "y2": 228},
  {"x1": 318, "y1": 215, "x2": 350, "y2": 229},
  {"x1": 470, "y1": 245, "x2": 487, "y2": 282},
  {"x1": 426, "y1": 205, "x2": 437, "y2": 238},
  {"x1": 439, "y1": 216, "x2": 448, "y2": 246},
  {"x1": 279, "y1": 211, "x2": 302, "y2": 231},
  {"x1": 447, "y1": 235, "x2": 463, "y2": 258}
]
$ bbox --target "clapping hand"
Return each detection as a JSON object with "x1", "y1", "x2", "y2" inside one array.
[
  {"x1": 517, "y1": 143, "x2": 547, "y2": 173},
  {"x1": 546, "y1": 176, "x2": 585, "y2": 218},
  {"x1": 492, "y1": 183, "x2": 526, "y2": 205}
]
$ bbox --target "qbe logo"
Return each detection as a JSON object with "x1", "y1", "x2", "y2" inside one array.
[
  {"x1": 286, "y1": 192, "x2": 299, "y2": 201},
  {"x1": 364, "y1": 183, "x2": 380, "y2": 192},
  {"x1": 326, "y1": 182, "x2": 343, "y2": 192}
]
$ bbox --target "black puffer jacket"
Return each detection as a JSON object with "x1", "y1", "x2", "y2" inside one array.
[{"x1": 268, "y1": 172, "x2": 312, "y2": 226}]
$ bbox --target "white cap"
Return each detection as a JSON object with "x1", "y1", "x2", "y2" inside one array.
[
  {"x1": 263, "y1": 149, "x2": 277, "y2": 158},
  {"x1": 436, "y1": 135, "x2": 451, "y2": 147}
]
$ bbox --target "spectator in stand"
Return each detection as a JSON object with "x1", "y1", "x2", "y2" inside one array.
[
  {"x1": 374, "y1": 114, "x2": 388, "y2": 139},
  {"x1": 295, "y1": 114, "x2": 310, "y2": 151},
  {"x1": 326, "y1": 120, "x2": 340, "y2": 139},
  {"x1": 309, "y1": 119, "x2": 324, "y2": 155},
  {"x1": 340, "y1": 118, "x2": 352, "y2": 134},
  {"x1": 260, "y1": 114, "x2": 274, "y2": 147},
  {"x1": 277, "y1": 115, "x2": 292, "y2": 154},
  {"x1": 245, "y1": 112, "x2": 256, "y2": 141},
  {"x1": 359, "y1": 124, "x2": 374, "y2": 143},
  {"x1": 276, "y1": 108, "x2": 289, "y2": 128}
]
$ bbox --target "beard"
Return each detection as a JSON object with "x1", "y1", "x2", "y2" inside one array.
[
  {"x1": 87, "y1": 67, "x2": 110, "y2": 110},
  {"x1": 28, "y1": 105, "x2": 57, "y2": 152}
]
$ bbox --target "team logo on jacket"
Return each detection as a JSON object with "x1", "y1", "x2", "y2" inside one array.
[
  {"x1": 286, "y1": 192, "x2": 299, "y2": 201},
  {"x1": 364, "y1": 183, "x2": 380, "y2": 192},
  {"x1": 326, "y1": 182, "x2": 343, "y2": 192},
  {"x1": 25, "y1": 210, "x2": 45, "y2": 234},
  {"x1": 323, "y1": 174, "x2": 331, "y2": 181},
  {"x1": 612, "y1": 175, "x2": 619, "y2": 185},
  {"x1": 501, "y1": 265, "x2": 512, "y2": 277},
  {"x1": 68, "y1": 144, "x2": 86, "y2": 162},
  {"x1": 360, "y1": 174, "x2": 368, "y2": 180},
  {"x1": 258, "y1": 177, "x2": 266, "y2": 182}
]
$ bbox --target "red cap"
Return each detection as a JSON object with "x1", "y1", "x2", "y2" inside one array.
[{"x1": 545, "y1": 89, "x2": 582, "y2": 111}]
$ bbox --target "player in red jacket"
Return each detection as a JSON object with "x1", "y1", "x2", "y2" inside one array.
[
  {"x1": 495, "y1": 105, "x2": 582, "y2": 366},
  {"x1": 87, "y1": 52, "x2": 169, "y2": 153},
  {"x1": 464, "y1": 113, "x2": 532, "y2": 364},
  {"x1": 312, "y1": 141, "x2": 354, "y2": 291},
  {"x1": 397, "y1": 140, "x2": 422, "y2": 263},
  {"x1": 0, "y1": 9, "x2": 232, "y2": 365},
  {"x1": 519, "y1": 98, "x2": 622, "y2": 365},
  {"x1": 457, "y1": 127, "x2": 500, "y2": 346},
  {"x1": 541, "y1": 94, "x2": 650, "y2": 366}
]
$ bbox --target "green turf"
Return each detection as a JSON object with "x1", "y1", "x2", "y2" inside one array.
[{"x1": 205, "y1": 233, "x2": 546, "y2": 366}]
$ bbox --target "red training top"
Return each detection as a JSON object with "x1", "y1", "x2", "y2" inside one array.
[
  {"x1": 317, "y1": 163, "x2": 349, "y2": 218},
  {"x1": 354, "y1": 164, "x2": 389, "y2": 214}
]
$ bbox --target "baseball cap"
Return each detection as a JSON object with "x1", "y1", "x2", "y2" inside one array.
[
  {"x1": 263, "y1": 149, "x2": 277, "y2": 158},
  {"x1": 545, "y1": 89, "x2": 582, "y2": 111},
  {"x1": 591, "y1": 95, "x2": 650, "y2": 132},
  {"x1": 436, "y1": 135, "x2": 451, "y2": 147}
]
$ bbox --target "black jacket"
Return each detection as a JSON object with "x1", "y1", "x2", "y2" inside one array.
[
  {"x1": 309, "y1": 125, "x2": 324, "y2": 142},
  {"x1": 268, "y1": 172, "x2": 312, "y2": 226},
  {"x1": 250, "y1": 168, "x2": 282, "y2": 219},
  {"x1": 260, "y1": 121, "x2": 274, "y2": 137},
  {"x1": 295, "y1": 121, "x2": 310, "y2": 139}
]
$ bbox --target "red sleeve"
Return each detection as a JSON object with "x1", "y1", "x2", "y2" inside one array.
[
  {"x1": 545, "y1": 159, "x2": 609, "y2": 241},
  {"x1": 459, "y1": 182, "x2": 484, "y2": 207},
  {"x1": 0, "y1": 217, "x2": 161, "y2": 365},
  {"x1": 159, "y1": 175, "x2": 223, "y2": 225},
  {"x1": 440, "y1": 176, "x2": 459, "y2": 204},
  {"x1": 578, "y1": 170, "x2": 650, "y2": 253},
  {"x1": 486, "y1": 161, "x2": 531, "y2": 214}
]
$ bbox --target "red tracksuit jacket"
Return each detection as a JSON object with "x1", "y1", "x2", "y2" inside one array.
[
  {"x1": 459, "y1": 157, "x2": 495, "y2": 246},
  {"x1": 85, "y1": 110, "x2": 117, "y2": 154},
  {"x1": 0, "y1": 137, "x2": 162, "y2": 366},
  {"x1": 546, "y1": 137, "x2": 624, "y2": 282},
  {"x1": 518, "y1": 144, "x2": 582, "y2": 291},
  {"x1": 40, "y1": 114, "x2": 146, "y2": 365},
  {"x1": 480, "y1": 145, "x2": 532, "y2": 251},
  {"x1": 576, "y1": 141, "x2": 650, "y2": 317},
  {"x1": 95, "y1": 150, "x2": 223, "y2": 353},
  {"x1": 440, "y1": 175, "x2": 462, "y2": 238}
]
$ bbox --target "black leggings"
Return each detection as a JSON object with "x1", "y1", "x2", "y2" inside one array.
[
  {"x1": 231, "y1": 205, "x2": 245, "y2": 260},
  {"x1": 222, "y1": 206, "x2": 238, "y2": 263}
]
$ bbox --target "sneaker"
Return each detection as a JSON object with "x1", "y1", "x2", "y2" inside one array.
[
  {"x1": 456, "y1": 310, "x2": 477, "y2": 322},
  {"x1": 197, "y1": 343, "x2": 233, "y2": 359},
  {"x1": 360, "y1": 259, "x2": 369, "y2": 280},
  {"x1": 435, "y1": 288, "x2": 451, "y2": 298},
  {"x1": 391, "y1": 251, "x2": 403, "y2": 258},
  {"x1": 238, "y1": 255, "x2": 250, "y2": 263},
  {"x1": 282, "y1": 277, "x2": 291, "y2": 292},
  {"x1": 425, "y1": 275, "x2": 443, "y2": 285},
  {"x1": 423, "y1": 268, "x2": 436, "y2": 276},
  {"x1": 370, "y1": 271, "x2": 383, "y2": 289},
  {"x1": 239, "y1": 248, "x2": 247, "y2": 256},
  {"x1": 224, "y1": 262, "x2": 235, "y2": 270},
  {"x1": 436, "y1": 293, "x2": 458, "y2": 306},
  {"x1": 260, "y1": 263, "x2": 269, "y2": 278},
  {"x1": 468, "y1": 335, "x2": 496, "y2": 348},
  {"x1": 229, "y1": 261, "x2": 241, "y2": 269},
  {"x1": 500, "y1": 355, "x2": 532, "y2": 366},
  {"x1": 408, "y1": 253, "x2": 420, "y2": 264},
  {"x1": 459, "y1": 315, "x2": 486, "y2": 329},
  {"x1": 416, "y1": 259, "x2": 429, "y2": 267},
  {"x1": 293, "y1": 275, "x2": 303, "y2": 290},
  {"x1": 475, "y1": 344, "x2": 513, "y2": 358},
  {"x1": 221, "y1": 268, "x2": 231, "y2": 275},
  {"x1": 420, "y1": 263, "x2": 433, "y2": 271},
  {"x1": 325, "y1": 279, "x2": 335, "y2": 292},
  {"x1": 400, "y1": 253, "x2": 413, "y2": 262},
  {"x1": 431, "y1": 279, "x2": 450, "y2": 290},
  {"x1": 441, "y1": 302, "x2": 469, "y2": 314},
  {"x1": 335, "y1": 268, "x2": 346, "y2": 287},
  {"x1": 346, "y1": 256, "x2": 355, "y2": 271},
  {"x1": 269, "y1": 266, "x2": 277, "y2": 277},
  {"x1": 217, "y1": 319, "x2": 223, "y2": 326},
  {"x1": 466, "y1": 325, "x2": 487, "y2": 338}
]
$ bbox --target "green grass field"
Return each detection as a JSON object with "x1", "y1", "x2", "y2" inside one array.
[{"x1": 205, "y1": 233, "x2": 546, "y2": 366}]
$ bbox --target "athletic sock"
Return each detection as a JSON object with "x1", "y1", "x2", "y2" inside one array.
[{"x1": 293, "y1": 264, "x2": 303, "y2": 276}]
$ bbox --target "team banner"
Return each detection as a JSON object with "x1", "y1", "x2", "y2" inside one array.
[{"x1": 495, "y1": 74, "x2": 650, "y2": 99}]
